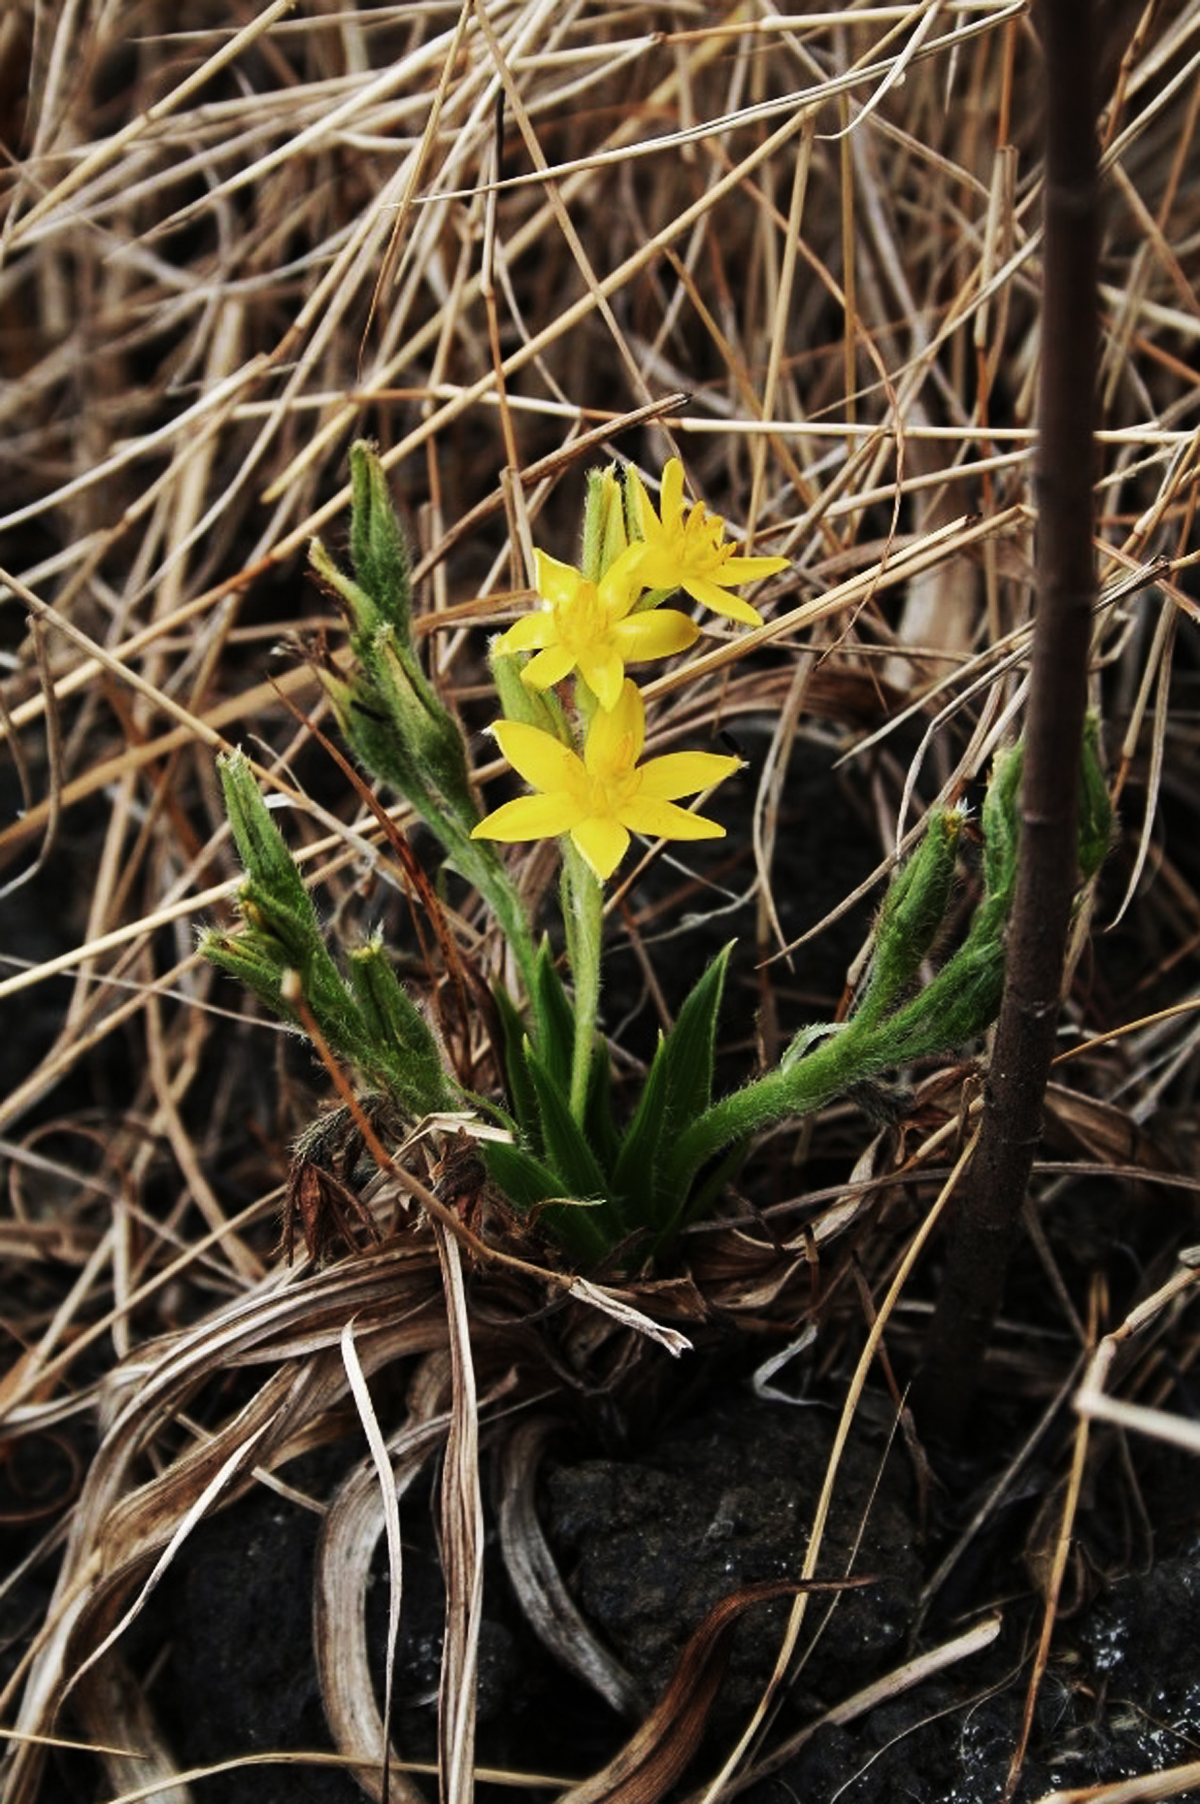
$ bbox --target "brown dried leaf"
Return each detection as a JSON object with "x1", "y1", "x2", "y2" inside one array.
[
  {"x1": 553, "y1": 1577, "x2": 870, "y2": 1804},
  {"x1": 315, "y1": 1411, "x2": 451, "y2": 1804},
  {"x1": 1042, "y1": 1082, "x2": 1177, "y2": 1174},
  {"x1": 497, "y1": 1418, "x2": 641, "y2": 1720},
  {"x1": 435, "y1": 1223, "x2": 484, "y2": 1804}
]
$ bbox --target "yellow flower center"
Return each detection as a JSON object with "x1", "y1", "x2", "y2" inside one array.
[
  {"x1": 554, "y1": 578, "x2": 609, "y2": 656},
  {"x1": 677, "y1": 504, "x2": 732, "y2": 576},
  {"x1": 575, "y1": 725, "x2": 642, "y2": 818}
]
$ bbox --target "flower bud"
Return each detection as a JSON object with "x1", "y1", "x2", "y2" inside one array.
[
  {"x1": 581, "y1": 464, "x2": 628, "y2": 583},
  {"x1": 982, "y1": 742, "x2": 1023, "y2": 910},
  {"x1": 347, "y1": 936, "x2": 453, "y2": 1116},
  {"x1": 309, "y1": 535, "x2": 379, "y2": 642},
  {"x1": 373, "y1": 628, "x2": 477, "y2": 829},
  {"x1": 348, "y1": 441, "x2": 413, "y2": 636},
  {"x1": 489, "y1": 638, "x2": 570, "y2": 740},
  {"x1": 217, "y1": 750, "x2": 314, "y2": 921},
  {"x1": 858, "y1": 806, "x2": 964, "y2": 1024}
]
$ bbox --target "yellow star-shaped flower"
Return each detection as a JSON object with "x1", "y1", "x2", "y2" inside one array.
[
  {"x1": 494, "y1": 545, "x2": 697, "y2": 712},
  {"x1": 630, "y1": 457, "x2": 789, "y2": 626},
  {"x1": 471, "y1": 680, "x2": 742, "y2": 881}
]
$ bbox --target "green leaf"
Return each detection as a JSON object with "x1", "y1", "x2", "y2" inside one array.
[
  {"x1": 611, "y1": 1030, "x2": 671, "y2": 1221},
  {"x1": 660, "y1": 942, "x2": 731, "y2": 1126},
  {"x1": 530, "y1": 938, "x2": 576, "y2": 1072},
  {"x1": 635, "y1": 945, "x2": 733, "y2": 1229},
  {"x1": 482, "y1": 1141, "x2": 611, "y2": 1263},
  {"x1": 523, "y1": 1043, "x2": 612, "y2": 1209},
  {"x1": 482, "y1": 1138, "x2": 564, "y2": 1211},
  {"x1": 493, "y1": 988, "x2": 541, "y2": 1148},
  {"x1": 584, "y1": 1037, "x2": 620, "y2": 1173}
]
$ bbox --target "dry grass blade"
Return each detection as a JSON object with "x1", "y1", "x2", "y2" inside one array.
[
  {"x1": 433, "y1": 1224, "x2": 484, "y2": 1804},
  {"x1": 553, "y1": 1579, "x2": 869, "y2": 1804},
  {"x1": 707, "y1": 1611, "x2": 1004, "y2": 1799},
  {"x1": 316, "y1": 1412, "x2": 453, "y2": 1804},
  {"x1": 496, "y1": 1418, "x2": 641, "y2": 1720},
  {"x1": 1073, "y1": 1259, "x2": 1200, "y2": 1454},
  {"x1": 564, "y1": 1280, "x2": 691, "y2": 1355},
  {"x1": 342, "y1": 1318, "x2": 408, "y2": 1804},
  {"x1": 1, "y1": 1247, "x2": 450, "y2": 1801},
  {"x1": 1034, "y1": 1762, "x2": 1200, "y2": 1804},
  {"x1": 5, "y1": 1, "x2": 1200, "y2": 1797}
]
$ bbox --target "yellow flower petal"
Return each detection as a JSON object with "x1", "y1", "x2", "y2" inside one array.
[
  {"x1": 472, "y1": 794, "x2": 582, "y2": 842},
  {"x1": 522, "y1": 644, "x2": 577, "y2": 691},
  {"x1": 612, "y1": 609, "x2": 698, "y2": 662},
  {"x1": 596, "y1": 542, "x2": 645, "y2": 617},
  {"x1": 571, "y1": 815, "x2": 630, "y2": 881},
  {"x1": 619, "y1": 797, "x2": 726, "y2": 840},
  {"x1": 491, "y1": 718, "x2": 582, "y2": 792},
  {"x1": 630, "y1": 458, "x2": 785, "y2": 627},
  {"x1": 660, "y1": 457, "x2": 684, "y2": 528},
  {"x1": 578, "y1": 645, "x2": 625, "y2": 712},
  {"x1": 494, "y1": 614, "x2": 552, "y2": 656},
  {"x1": 534, "y1": 549, "x2": 581, "y2": 607},
  {"x1": 637, "y1": 750, "x2": 742, "y2": 801},
  {"x1": 720, "y1": 553, "x2": 789, "y2": 582},
  {"x1": 680, "y1": 576, "x2": 762, "y2": 625},
  {"x1": 584, "y1": 680, "x2": 645, "y2": 775},
  {"x1": 478, "y1": 670, "x2": 736, "y2": 880}
]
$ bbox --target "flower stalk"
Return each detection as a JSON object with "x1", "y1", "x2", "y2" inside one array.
[{"x1": 561, "y1": 841, "x2": 604, "y2": 1124}]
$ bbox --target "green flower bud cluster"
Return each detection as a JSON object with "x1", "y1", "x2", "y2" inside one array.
[
  {"x1": 309, "y1": 444, "x2": 475, "y2": 839},
  {"x1": 308, "y1": 442, "x2": 538, "y2": 1000},
  {"x1": 200, "y1": 750, "x2": 453, "y2": 1120},
  {"x1": 660, "y1": 734, "x2": 1110, "y2": 1231}
]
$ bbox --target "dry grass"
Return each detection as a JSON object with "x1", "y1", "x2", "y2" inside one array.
[{"x1": 2, "y1": 3, "x2": 1200, "y2": 1802}]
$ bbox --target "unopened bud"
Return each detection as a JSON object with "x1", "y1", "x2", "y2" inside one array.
[
  {"x1": 857, "y1": 806, "x2": 963, "y2": 1025},
  {"x1": 348, "y1": 441, "x2": 413, "y2": 636},
  {"x1": 581, "y1": 465, "x2": 628, "y2": 583}
]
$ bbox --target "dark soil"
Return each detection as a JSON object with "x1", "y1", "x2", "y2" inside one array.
[{"x1": 105, "y1": 1375, "x2": 1200, "y2": 1804}]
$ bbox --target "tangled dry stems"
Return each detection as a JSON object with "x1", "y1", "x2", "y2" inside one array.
[{"x1": 2, "y1": 3, "x2": 1200, "y2": 1801}]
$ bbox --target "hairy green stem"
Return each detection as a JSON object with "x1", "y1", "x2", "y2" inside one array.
[
  {"x1": 561, "y1": 843, "x2": 605, "y2": 1124},
  {"x1": 671, "y1": 1020, "x2": 868, "y2": 1193}
]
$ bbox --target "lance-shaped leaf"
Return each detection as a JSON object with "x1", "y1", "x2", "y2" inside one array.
[
  {"x1": 493, "y1": 989, "x2": 542, "y2": 1151},
  {"x1": 482, "y1": 1141, "x2": 611, "y2": 1263},
  {"x1": 583, "y1": 1031, "x2": 620, "y2": 1174},
  {"x1": 530, "y1": 939, "x2": 577, "y2": 1081},
  {"x1": 658, "y1": 943, "x2": 731, "y2": 1127},
  {"x1": 523, "y1": 1043, "x2": 614, "y2": 1221},
  {"x1": 611, "y1": 1032, "x2": 672, "y2": 1226}
]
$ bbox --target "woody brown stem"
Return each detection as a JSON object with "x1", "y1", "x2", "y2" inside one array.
[{"x1": 913, "y1": 0, "x2": 1100, "y2": 1441}]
